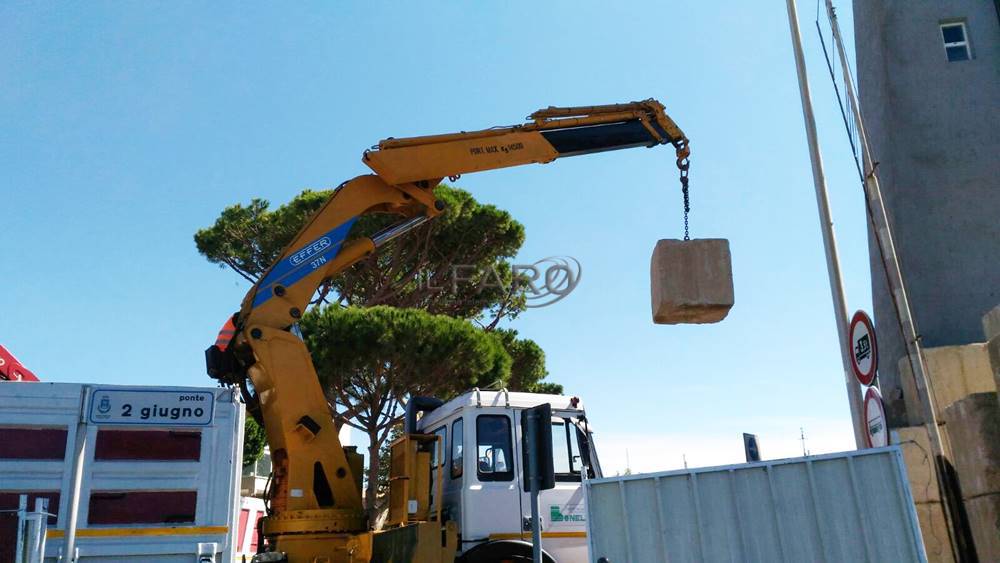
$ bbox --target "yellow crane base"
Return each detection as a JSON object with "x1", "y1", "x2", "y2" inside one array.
[{"x1": 263, "y1": 521, "x2": 457, "y2": 563}]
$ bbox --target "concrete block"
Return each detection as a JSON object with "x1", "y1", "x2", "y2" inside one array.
[
  {"x1": 964, "y1": 493, "x2": 1000, "y2": 562},
  {"x1": 915, "y1": 502, "x2": 956, "y2": 563},
  {"x1": 988, "y1": 336, "x2": 1000, "y2": 395},
  {"x1": 894, "y1": 426, "x2": 941, "y2": 504},
  {"x1": 941, "y1": 392, "x2": 1000, "y2": 499},
  {"x1": 650, "y1": 239, "x2": 734, "y2": 325},
  {"x1": 898, "y1": 344, "x2": 996, "y2": 425},
  {"x1": 983, "y1": 305, "x2": 1000, "y2": 341}
]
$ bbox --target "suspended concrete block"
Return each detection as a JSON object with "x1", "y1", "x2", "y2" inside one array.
[{"x1": 650, "y1": 239, "x2": 734, "y2": 325}]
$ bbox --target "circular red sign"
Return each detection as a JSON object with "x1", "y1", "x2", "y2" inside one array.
[
  {"x1": 849, "y1": 310, "x2": 878, "y2": 386},
  {"x1": 863, "y1": 387, "x2": 888, "y2": 448}
]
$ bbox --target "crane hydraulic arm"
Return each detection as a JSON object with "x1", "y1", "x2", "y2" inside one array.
[{"x1": 206, "y1": 99, "x2": 688, "y2": 562}]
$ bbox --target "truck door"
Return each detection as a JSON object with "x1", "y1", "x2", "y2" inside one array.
[{"x1": 462, "y1": 411, "x2": 523, "y2": 543}]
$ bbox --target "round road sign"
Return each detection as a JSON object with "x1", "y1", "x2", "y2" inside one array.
[
  {"x1": 849, "y1": 310, "x2": 878, "y2": 386},
  {"x1": 864, "y1": 387, "x2": 888, "y2": 448}
]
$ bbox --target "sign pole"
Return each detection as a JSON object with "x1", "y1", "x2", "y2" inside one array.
[
  {"x1": 785, "y1": 0, "x2": 865, "y2": 448},
  {"x1": 521, "y1": 403, "x2": 554, "y2": 563},
  {"x1": 525, "y1": 409, "x2": 543, "y2": 563}
]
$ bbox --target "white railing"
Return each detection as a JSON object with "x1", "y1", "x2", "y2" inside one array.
[{"x1": 5, "y1": 495, "x2": 54, "y2": 563}]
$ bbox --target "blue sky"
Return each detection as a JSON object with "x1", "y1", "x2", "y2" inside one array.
[{"x1": 1, "y1": 2, "x2": 872, "y2": 472}]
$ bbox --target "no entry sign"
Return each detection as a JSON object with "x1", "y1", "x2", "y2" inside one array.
[
  {"x1": 864, "y1": 387, "x2": 888, "y2": 448},
  {"x1": 849, "y1": 310, "x2": 878, "y2": 386}
]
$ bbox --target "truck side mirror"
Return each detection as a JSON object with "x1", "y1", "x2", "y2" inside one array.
[{"x1": 521, "y1": 403, "x2": 555, "y2": 492}]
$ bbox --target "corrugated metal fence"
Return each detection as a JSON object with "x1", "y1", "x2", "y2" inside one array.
[{"x1": 585, "y1": 447, "x2": 926, "y2": 563}]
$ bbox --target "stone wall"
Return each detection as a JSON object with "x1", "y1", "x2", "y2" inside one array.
[{"x1": 894, "y1": 305, "x2": 1000, "y2": 561}]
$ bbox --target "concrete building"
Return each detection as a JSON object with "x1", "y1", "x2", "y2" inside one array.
[{"x1": 852, "y1": 1, "x2": 1000, "y2": 427}]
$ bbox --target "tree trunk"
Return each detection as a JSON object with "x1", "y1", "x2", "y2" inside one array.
[{"x1": 366, "y1": 428, "x2": 381, "y2": 526}]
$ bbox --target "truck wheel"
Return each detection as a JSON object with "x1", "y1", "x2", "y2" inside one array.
[{"x1": 459, "y1": 540, "x2": 556, "y2": 563}]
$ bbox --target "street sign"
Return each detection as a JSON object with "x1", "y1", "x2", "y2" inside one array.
[
  {"x1": 89, "y1": 388, "x2": 215, "y2": 426},
  {"x1": 743, "y1": 433, "x2": 761, "y2": 462},
  {"x1": 849, "y1": 310, "x2": 878, "y2": 386},
  {"x1": 864, "y1": 387, "x2": 888, "y2": 448}
]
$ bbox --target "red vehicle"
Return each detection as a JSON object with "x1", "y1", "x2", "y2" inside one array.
[{"x1": 0, "y1": 345, "x2": 39, "y2": 381}]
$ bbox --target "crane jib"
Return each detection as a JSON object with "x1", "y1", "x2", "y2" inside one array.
[
  {"x1": 251, "y1": 216, "x2": 359, "y2": 309},
  {"x1": 540, "y1": 119, "x2": 670, "y2": 157}
]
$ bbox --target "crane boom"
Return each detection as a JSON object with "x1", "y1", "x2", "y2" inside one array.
[
  {"x1": 363, "y1": 99, "x2": 687, "y2": 185},
  {"x1": 206, "y1": 98, "x2": 689, "y2": 562}
]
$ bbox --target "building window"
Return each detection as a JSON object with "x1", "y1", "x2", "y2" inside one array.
[{"x1": 940, "y1": 22, "x2": 971, "y2": 62}]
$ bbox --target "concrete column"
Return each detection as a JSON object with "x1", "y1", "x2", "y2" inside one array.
[
  {"x1": 898, "y1": 344, "x2": 996, "y2": 426},
  {"x1": 895, "y1": 426, "x2": 953, "y2": 563}
]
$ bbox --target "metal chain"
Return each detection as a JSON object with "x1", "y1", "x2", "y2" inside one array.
[{"x1": 677, "y1": 155, "x2": 691, "y2": 241}]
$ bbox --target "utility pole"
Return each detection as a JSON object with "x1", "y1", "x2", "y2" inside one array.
[
  {"x1": 784, "y1": 0, "x2": 866, "y2": 449},
  {"x1": 823, "y1": 3, "x2": 972, "y2": 559}
]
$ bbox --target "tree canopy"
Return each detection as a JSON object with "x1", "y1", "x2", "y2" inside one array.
[
  {"x1": 493, "y1": 328, "x2": 563, "y2": 395},
  {"x1": 241, "y1": 416, "x2": 268, "y2": 467},
  {"x1": 194, "y1": 189, "x2": 331, "y2": 284},
  {"x1": 194, "y1": 185, "x2": 528, "y2": 326},
  {"x1": 301, "y1": 304, "x2": 515, "y2": 509},
  {"x1": 301, "y1": 305, "x2": 511, "y2": 435}
]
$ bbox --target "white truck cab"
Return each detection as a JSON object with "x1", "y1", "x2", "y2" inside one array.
[{"x1": 410, "y1": 389, "x2": 602, "y2": 563}]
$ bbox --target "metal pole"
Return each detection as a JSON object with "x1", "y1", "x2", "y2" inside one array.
[
  {"x1": 824, "y1": 3, "x2": 969, "y2": 559},
  {"x1": 526, "y1": 410, "x2": 543, "y2": 563},
  {"x1": 785, "y1": 0, "x2": 866, "y2": 449},
  {"x1": 34, "y1": 498, "x2": 49, "y2": 563},
  {"x1": 63, "y1": 387, "x2": 90, "y2": 563},
  {"x1": 15, "y1": 494, "x2": 27, "y2": 563},
  {"x1": 27, "y1": 499, "x2": 39, "y2": 563},
  {"x1": 530, "y1": 485, "x2": 542, "y2": 563}
]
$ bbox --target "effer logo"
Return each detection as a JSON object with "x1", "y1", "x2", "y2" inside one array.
[{"x1": 290, "y1": 237, "x2": 332, "y2": 266}]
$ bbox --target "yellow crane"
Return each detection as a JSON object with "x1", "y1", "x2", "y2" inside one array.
[{"x1": 206, "y1": 99, "x2": 689, "y2": 562}]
